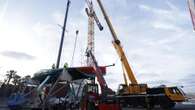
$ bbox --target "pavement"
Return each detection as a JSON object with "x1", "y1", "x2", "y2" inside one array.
[
  {"x1": 0, "y1": 100, "x2": 195, "y2": 110},
  {"x1": 0, "y1": 97, "x2": 9, "y2": 110},
  {"x1": 123, "y1": 103, "x2": 195, "y2": 110}
]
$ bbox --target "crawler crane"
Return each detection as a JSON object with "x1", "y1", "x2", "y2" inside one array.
[{"x1": 95, "y1": 0, "x2": 186, "y2": 109}]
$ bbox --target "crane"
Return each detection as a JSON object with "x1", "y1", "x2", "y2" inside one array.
[
  {"x1": 95, "y1": 0, "x2": 186, "y2": 109},
  {"x1": 95, "y1": 0, "x2": 146, "y2": 94},
  {"x1": 85, "y1": 0, "x2": 103, "y2": 66}
]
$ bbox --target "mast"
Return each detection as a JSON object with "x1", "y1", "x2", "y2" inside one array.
[
  {"x1": 56, "y1": 0, "x2": 71, "y2": 68},
  {"x1": 86, "y1": 0, "x2": 95, "y2": 66},
  {"x1": 85, "y1": 0, "x2": 103, "y2": 66}
]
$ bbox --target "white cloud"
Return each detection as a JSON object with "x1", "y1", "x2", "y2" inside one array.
[
  {"x1": 52, "y1": 11, "x2": 64, "y2": 25},
  {"x1": 32, "y1": 22, "x2": 58, "y2": 38},
  {"x1": 139, "y1": 4, "x2": 152, "y2": 11},
  {"x1": 166, "y1": 0, "x2": 179, "y2": 11},
  {"x1": 0, "y1": 0, "x2": 8, "y2": 23},
  {"x1": 139, "y1": 2, "x2": 189, "y2": 31},
  {"x1": 152, "y1": 21, "x2": 181, "y2": 30}
]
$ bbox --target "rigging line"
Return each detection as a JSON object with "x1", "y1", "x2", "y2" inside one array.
[
  {"x1": 80, "y1": 47, "x2": 84, "y2": 66},
  {"x1": 76, "y1": 79, "x2": 85, "y2": 98},
  {"x1": 112, "y1": 56, "x2": 120, "y2": 67},
  {"x1": 70, "y1": 30, "x2": 79, "y2": 66},
  {"x1": 183, "y1": 85, "x2": 195, "y2": 87}
]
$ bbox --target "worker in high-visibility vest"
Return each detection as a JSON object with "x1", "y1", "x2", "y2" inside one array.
[{"x1": 64, "y1": 63, "x2": 68, "y2": 69}]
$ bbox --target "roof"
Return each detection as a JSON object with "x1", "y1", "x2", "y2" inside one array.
[{"x1": 33, "y1": 66, "x2": 106, "y2": 83}]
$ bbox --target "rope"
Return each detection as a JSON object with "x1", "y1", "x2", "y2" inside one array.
[
  {"x1": 50, "y1": 82, "x2": 68, "y2": 96},
  {"x1": 70, "y1": 30, "x2": 79, "y2": 66}
]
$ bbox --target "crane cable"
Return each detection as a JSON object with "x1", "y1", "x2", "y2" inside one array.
[{"x1": 70, "y1": 30, "x2": 79, "y2": 66}]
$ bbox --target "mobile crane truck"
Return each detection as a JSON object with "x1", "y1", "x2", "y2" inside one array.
[{"x1": 95, "y1": 0, "x2": 186, "y2": 109}]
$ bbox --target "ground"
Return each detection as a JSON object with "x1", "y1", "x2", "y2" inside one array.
[
  {"x1": 1, "y1": 99, "x2": 195, "y2": 110},
  {"x1": 123, "y1": 104, "x2": 195, "y2": 110},
  {"x1": 0, "y1": 104, "x2": 195, "y2": 110}
]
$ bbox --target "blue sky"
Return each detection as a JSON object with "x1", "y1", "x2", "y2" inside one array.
[{"x1": 0, "y1": 0, "x2": 195, "y2": 93}]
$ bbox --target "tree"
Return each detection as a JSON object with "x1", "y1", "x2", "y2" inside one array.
[
  {"x1": 5, "y1": 70, "x2": 17, "y2": 85},
  {"x1": 12, "y1": 74, "x2": 21, "y2": 86},
  {"x1": 21, "y1": 75, "x2": 32, "y2": 84}
]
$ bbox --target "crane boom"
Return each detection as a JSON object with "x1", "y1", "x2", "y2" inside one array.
[
  {"x1": 95, "y1": 0, "x2": 138, "y2": 84},
  {"x1": 87, "y1": 50, "x2": 108, "y2": 91}
]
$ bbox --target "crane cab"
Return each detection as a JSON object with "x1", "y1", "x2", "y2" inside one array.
[
  {"x1": 147, "y1": 86, "x2": 186, "y2": 109},
  {"x1": 147, "y1": 86, "x2": 185, "y2": 102},
  {"x1": 164, "y1": 87, "x2": 186, "y2": 102}
]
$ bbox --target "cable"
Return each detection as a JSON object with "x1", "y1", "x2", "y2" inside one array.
[{"x1": 70, "y1": 30, "x2": 79, "y2": 66}]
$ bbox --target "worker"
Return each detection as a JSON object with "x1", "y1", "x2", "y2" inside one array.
[
  {"x1": 38, "y1": 89, "x2": 43, "y2": 104},
  {"x1": 64, "y1": 62, "x2": 68, "y2": 69},
  {"x1": 52, "y1": 64, "x2": 55, "y2": 69}
]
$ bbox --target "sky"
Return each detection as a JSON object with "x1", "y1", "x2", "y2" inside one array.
[{"x1": 0, "y1": 0, "x2": 195, "y2": 93}]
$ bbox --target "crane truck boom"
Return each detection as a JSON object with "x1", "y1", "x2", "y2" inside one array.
[
  {"x1": 95, "y1": 0, "x2": 147, "y2": 94},
  {"x1": 81, "y1": 50, "x2": 121, "y2": 110},
  {"x1": 87, "y1": 51, "x2": 108, "y2": 91},
  {"x1": 95, "y1": 0, "x2": 186, "y2": 109}
]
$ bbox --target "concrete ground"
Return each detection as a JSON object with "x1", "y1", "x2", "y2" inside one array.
[
  {"x1": 1, "y1": 100, "x2": 195, "y2": 110},
  {"x1": 123, "y1": 103, "x2": 195, "y2": 110}
]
